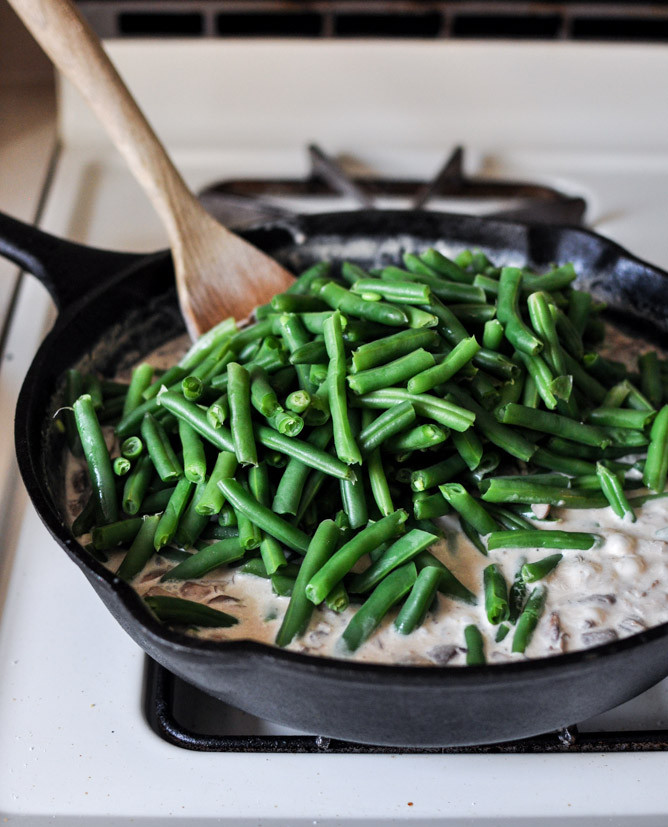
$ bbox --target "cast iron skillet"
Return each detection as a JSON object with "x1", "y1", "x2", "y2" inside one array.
[{"x1": 1, "y1": 208, "x2": 668, "y2": 748}]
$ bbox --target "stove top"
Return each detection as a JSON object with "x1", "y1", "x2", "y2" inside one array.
[{"x1": 2, "y1": 38, "x2": 668, "y2": 824}]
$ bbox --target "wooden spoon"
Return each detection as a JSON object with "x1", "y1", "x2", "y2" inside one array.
[{"x1": 8, "y1": 0, "x2": 295, "y2": 338}]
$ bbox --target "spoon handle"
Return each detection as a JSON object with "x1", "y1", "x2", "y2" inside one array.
[{"x1": 8, "y1": 0, "x2": 208, "y2": 243}]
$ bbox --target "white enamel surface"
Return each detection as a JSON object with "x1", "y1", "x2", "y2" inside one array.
[{"x1": 3, "y1": 39, "x2": 668, "y2": 823}]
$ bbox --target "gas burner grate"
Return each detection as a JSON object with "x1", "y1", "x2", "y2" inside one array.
[
  {"x1": 144, "y1": 659, "x2": 668, "y2": 754},
  {"x1": 197, "y1": 144, "x2": 587, "y2": 229}
]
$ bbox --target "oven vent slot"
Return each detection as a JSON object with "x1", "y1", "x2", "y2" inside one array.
[{"x1": 76, "y1": 2, "x2": 668, "y2": 43}]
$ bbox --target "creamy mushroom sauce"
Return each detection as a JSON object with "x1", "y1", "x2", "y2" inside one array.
[{"x1": 64, "y1": 327, "x2": 668, "y2": 666}]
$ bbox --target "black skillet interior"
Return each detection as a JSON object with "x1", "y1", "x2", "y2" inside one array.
[{"x1": 9, "y1": 208, "x2": 668, "y2": 747}]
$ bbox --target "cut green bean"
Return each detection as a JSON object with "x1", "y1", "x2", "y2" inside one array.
[
  {"x1": 154, "y1": 477, "x2": 194, "y2": 550},
  {"x1": 512, "y1": 585, "x2": 547, "y2": 653},
  {"x1": 596, "y1": 462, "x2": 636, "y2": 522},
  {"x1": 145, "y1": 595, "x2": 238, "y2": 628},
  {"x1": 196, "y1": 451, "x2": 238, "y2": 516},
  {"x1": 487, "y1": 529, "x2": 599, "y2": 550},
  {"x1": 275, "y1": 519, "x2": 340, "y2": 646},
  {"x1": 324, "y1": 310, "x2": 362, "y2": 465},
  {"x1": 643, "y1": 405, "x2": 668, "y2": 492},
  {"x1": 521, "y1": 553, "x2": 563, "y2": 582},
  {"x1": 73, "y1": 394, "x2": 118, "y2": 524},
  {"x1": 349, "y1": 528, "x2": 437, "y2": 593},
  {"x1": 341, "y1": 563, "x2": 417, "y2": 652},
  {"x1": 306, "y1": 510, "x2": 408, "y2": 604},
  {"x1": 395, "y1": 566, "x2": 442, "y2": 634},
  {"x1": 464, "y1": 624, "x2": 486, "y2": 665},
  {"x1": 161, "y1": 537, "x2": 244, "y2": 581},
  {"x1": 141, "y1": 413, "x2": 182, "y2": 482},
  {"x1": 483, "y1": 563, "x2": 509, "y2": 625},
  {"x1": 117, "y1": 514, "x2": 160, "y2": 581},
  {"x1": 439, "y1": 484, "x2": 499, "y2": 535}
]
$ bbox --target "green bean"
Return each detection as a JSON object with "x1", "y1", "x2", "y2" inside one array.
[
  {"x1": 196, "y1": 451, "x2": 238, "y2": 516},
  {"x1": 351, "y1": 277, "x2": 432, "y2": 304},
  {"x1": 443, "y1": 384, "x2": 536, "y2": 462},
  {"x1": 496, "y1": 403, "x2": 610, "y2": 448},
  {"x1": 177, "y1": 419, "x2": 205, "y2": 483},
  {"x1": 410, "y1": 454, "x2": 467, "y2": 492},
  {"x1": 161, "y1": 537, "x2": 244, "y2": 581},
  {"x1": 157, "y1": 391, "x2": 234, "y2": 452},
  {"x1": 532, "y1": 448, "x2": 597, "y2": 477},
  {"x1": 170, "y1": 481, "x2": 209, "y2": 549},
  {"x1": 349, "y1": 528, "x2": 438, "y2": 593},
  {"x1": 325, "y1": 581, "x2": 350, "y2": 613},
  {"x1": 113, "y1": 456, "x2": 131, "y2": 476},
  {"x1": 122, "y1": 363, "x2": 154, "y2": 420},
  {"x1": 271, "y1": 424, "x2": 332, "y2": 516},
  {"x1": 521, "y1": 553, "x2": 563, "y2": 582},
  {"x1": 439, "y1": 484, "x2": 499, "y2": 535},
  {"x1": 141, "y1": 413, "x2": 182, "y2": 482},
  {"x1": 206, "y1": 394, "x2": 229, "y2": 430},
  {"x1": 643, "y1": 405, "x2": 668, "y2": 492},
  {"x1": 394, "y1": 566, "x2": 442, "y2": 634},
  {"x1": 384, "y1": 423, "x2": 449, "y2": 453},
  {"x1": 567, "y1": 290, "x2": 592, "y2": 337},
  {"x1": 324, "y1": 311, "x2": 362, "y2": 465},
  {"x1": 270, "y1": 293, "x2": 328, "y2": 314},
  {"x1": 406, "y1": 336, "x2": 480, "y2": 395},
  {"x1": 356, "y1": 388, "x2": 475, "y2": 433},
  {"x1": 412, "y1": 491, "x2": 450, "y2": 520},
  {"x1": 181, "y1": 375, "x2": 204, "y2": 401},
  {"x1": 341, "y1": 563, "x2": 417, "y2": 652},
  {"x1": 512, "y1": 585, "x2": 547, "y2": 653},
  {"x1": 595, "y1": 461, "x2": 636, "y2": 521},
  {"x1": 507, "y1": 558, "x2": 528, "y2": 624},
  {"x1": 587, "y1": 407, "x2": 656, "y2": 431},
  {"x1": 217, "y1": 477, "x2": 310, "y2": 553},
  {"x1": 91, "y1": 517, "x2": 142, "y2": 551},
  {"x1": 236, "y1": 505, "x2": 262, "y2": 551},
  {"x1": 483, "y1": 563, "x2": 509, "y2": 624},
  {"x1": 247, "y1": 365, "x2": 281, "y2": 417},
  {"x1": 523, "y1": 262, "x2": 577, "y2": 293},
  {"x1": 153, "y1": 478, "x2": 194, "y2": 550},
  {"x1": 348, "y1": 349, "x2": 436, "y2": 396},
  {"x1": 464, "y1": 624, "x2": 486, "y2": 665},
  {"x1": 249, "y1": 463, "x2": 288, "y2": 574},
  {"x1": 351, "y1": 328, "x2": 440, "y2": 372},
  {"x1": 384, "y1": 263, "x2": 486, "y2": 303},
  {"x1": 482, "y1": 318, "x2": 504, "y2": 351},
  {"x1": 306, "y1": 510, "x2": 408, "y2": 604},
  {"x1": 266, "y1": 409, "x2": 304, "y2": 437},
  {"x1": 357, "y1": 402, "x2": 416, "y2": 455},
  {"x1": 451, "y1": 428, "x2": 483, "y2": 471},
  {"x1": 145, "y1": 595, "x2": 238, "y2": 628},
  {"x1": 73, "y1": 394, "x2": 118, "y2": 523},
  {"x1": 420, "y1": 248, "x2": 474, "y2": 283},
  {"x1": 116, "y1": 514, "x2": 160, "y2": 581},
  {"x1": 284, "y1": 261, "x2": 331, "y2": 295},
  {"x1": 527, "y1": 291, "x2": 567, "y2": 376},
  {"x1": 275, "y1": 520, "x2": 340, "y2": 646},
  {"x1": 285, "y1": 390, "x2": 311, "y2": 413},
  {"x1": 368, "y1": 447, "x2": 395, "y2": 517},
  {"x1": 317, "y1": 280, "x2": 408, "y2": 327},
  {"x1": 121, "y1": 436, "x2": 143, "y2": 460},
  {"x1": 639, "y1": 351, "x2": 663, "y2": 408},
  {"x1": 226, "y1": 361, "x2": 257, "y2": 467},
  {"x1": 496, "y1": 268, "x2": 543, "y2": 355},
  {"x1": 487, "y1": 529, "x2": 599, "y2": 550},
  {"x1": 122, "y1": 454, "x2": 154, "y2": 515}
]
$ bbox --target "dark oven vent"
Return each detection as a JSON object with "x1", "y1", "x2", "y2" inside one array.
[{"x1": 77, "y1": 2, "x2": 668, "y2": 42}]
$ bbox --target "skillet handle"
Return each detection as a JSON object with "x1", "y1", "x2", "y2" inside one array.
[{"x1": 0, "y1": 210, "x2": 146, "y2": 312}]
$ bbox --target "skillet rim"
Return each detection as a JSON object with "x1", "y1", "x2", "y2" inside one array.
[{"x1": 14, "y1": 207, "x2": 668, "y2": 686}]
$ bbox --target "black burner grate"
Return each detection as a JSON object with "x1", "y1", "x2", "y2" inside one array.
[
  {"x1": 144, "y1": 659, "x2": 668, "y2": 754},
  {"x1": 197, "y1": 144, "x2": 587, "y2": 229}
]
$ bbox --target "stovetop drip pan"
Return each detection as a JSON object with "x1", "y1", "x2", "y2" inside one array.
[{"x1": 144, "y1": 658, "x2": 668, "y2": 754}]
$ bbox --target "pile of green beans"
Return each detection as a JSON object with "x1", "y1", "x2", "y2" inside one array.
[{"x1": 66, "y1": 247, "x2": 668, "y2": 660}]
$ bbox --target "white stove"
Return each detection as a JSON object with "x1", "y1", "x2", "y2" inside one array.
[{"x1": 2, "y1": 39, "x2": 668, "y2": 824}]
